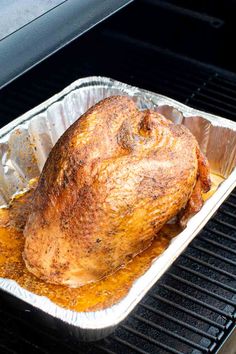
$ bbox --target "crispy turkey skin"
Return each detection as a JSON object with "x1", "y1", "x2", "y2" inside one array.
[{"x1": 23, "y1": 96, "x2": 211, "y2": 287}]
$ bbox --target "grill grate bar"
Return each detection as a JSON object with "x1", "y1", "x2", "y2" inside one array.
[
  {"x1": 0, "y1": 309, "x2": 79, "y2": 354},
  {"x1": 151, "y1": 294, "x2": 225, "y2": 329},
  {"x1": 159, "y1": 284, "x2": 232, "y2": 317},
  {"x1": 111, "y1": 61, "x2": 207, "y2": 102},
  {"x1": 95, "y1": 345, "x2": 117, "y2": 354},
  {"x1": 198, "y1": 236, "x2": 236, "y2": 255},
  {"x1": 121, "y1": 325, "x2": 183, "y2": 354},
  {"x1": 168, "y1": 273, "x2": 236, "y2": 306},
  {"x1": 140, "y1": 303, "x2": 217, "y2": 340},
  {"x1": 111, "y1": 336, "x2": 148, "y2": 354},
  {"x1": 164, "y1": 73, "x2": 205, "y2": 87},
  {"x1": 195, "y1": 91, "x2": 236, "y2": 110},
  {"x1": 231, "y1": 192, "x2": 236, "y2": 198},
  {"x1": 0, "y1": 322, "x2": 49, "y2": 354},
  {"x1": 213, "y1": 218, "x2": 236, "y2": 231},
  {"x1": 146, "y1": 73, "x2": 203, "y2": 94},
  {"x1": 0, "y1": 344, "x2": 17, "y2": 354},
  {"x1": 219, "y1": 209, "x2": 236, "y2": 220},
  {"x1": 225, "y1": 200, "x2": 236, "y2": 208},
  {"x1": 205, "y1": 227, "x2": 236, "y2": 243},
  {"x1": 133, "y1": 314, "x2": 210, "y2": 351},
  {"x1": 182, "y1": 254, "x2": 236, "y2": 280},
  {"x1": 119, "y1": 62, "x2": 194, "y2": 96},
  {"x1": 200, "y1": 85, "x2": 236, "y2": 104},
  {"x1": 189, "y1": 97, "x2": 236, "y2": 118},
  {"x1": 191, "y1": 245, "x2": 236, "y2": 266},
  {"x1": 122, "y1": 53, "x2": 209, "y2": 85},
  {"x1": 215, "y1": 75, "x2": 236, "y2": 88},
  {"x1": 208, "y1": 80, "x2": 236, "y2": 96},
  {"x1": 124, "y1": 61, "x2": 204, "y2": 91}
]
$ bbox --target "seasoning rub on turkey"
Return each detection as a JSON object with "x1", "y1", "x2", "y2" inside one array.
[{"x1": 23, "y1": 96, "x2": 211, "y2": 287}]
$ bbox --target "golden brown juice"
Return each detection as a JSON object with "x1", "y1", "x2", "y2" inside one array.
[{"x1": 0, "y1": 173, "x2": 223, "y2": 312}]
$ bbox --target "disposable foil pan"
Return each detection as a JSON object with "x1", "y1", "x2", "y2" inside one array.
[{"x1": 0, "y1": 76, "x2": 236, "y2": 341}]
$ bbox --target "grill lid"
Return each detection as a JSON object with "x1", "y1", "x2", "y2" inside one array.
[{"x1": 0, "y1": 0, "x2": 133, "y2": 89}]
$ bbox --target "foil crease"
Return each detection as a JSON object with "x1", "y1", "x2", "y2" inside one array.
[{"x1": 0, "y1": 77, "x2": 236, "y2": 340}]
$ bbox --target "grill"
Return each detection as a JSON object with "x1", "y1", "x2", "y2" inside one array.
[{"x1": 0, "y1": 1, "x2": 235, "y2": 353}]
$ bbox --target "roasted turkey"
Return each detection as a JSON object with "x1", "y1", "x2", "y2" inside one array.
[{"x1": 23, "y1": 96, "x2": 211, "y2": 287}]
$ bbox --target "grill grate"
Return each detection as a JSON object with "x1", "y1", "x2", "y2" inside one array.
[{"x1": 0, "y1": 15, "x2": 236, "y2": 354}]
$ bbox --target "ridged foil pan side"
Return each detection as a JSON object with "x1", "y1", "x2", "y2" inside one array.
[{"x1": 0, "y1": 76, "x2": 236, "y2": 340}]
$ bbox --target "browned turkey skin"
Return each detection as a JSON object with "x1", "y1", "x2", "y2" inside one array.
[{"x1": 23, "y1": 96, "x2": 211, "y2": 287}]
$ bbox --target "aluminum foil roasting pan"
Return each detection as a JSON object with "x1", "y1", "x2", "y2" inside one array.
[{"x1": 0, "y1": 77, "x2": 236, "y2": 341}]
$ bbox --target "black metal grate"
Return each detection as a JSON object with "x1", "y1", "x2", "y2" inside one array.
[{"x1": 0, "y1": 12, "x2": 235, "y2": 354}]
